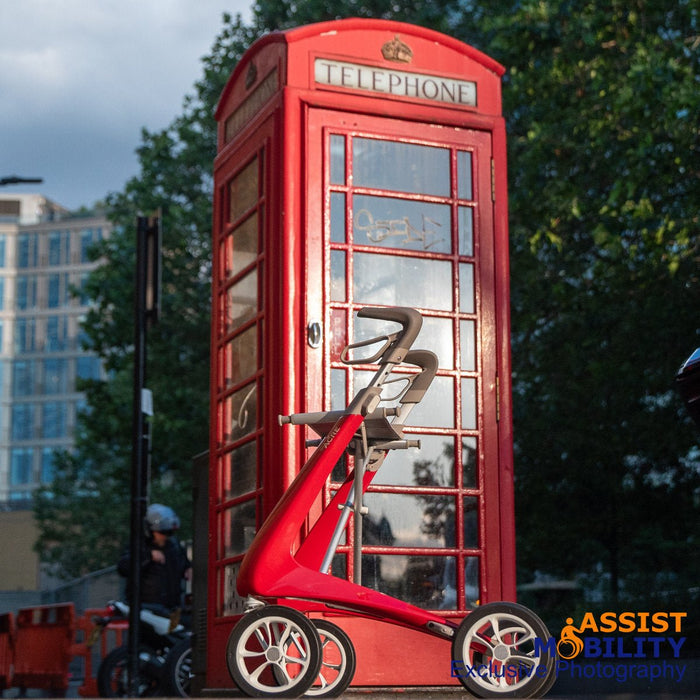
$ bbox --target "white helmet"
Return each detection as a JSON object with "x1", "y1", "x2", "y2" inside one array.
[{"x1": 144, "y1": 503, "x2": 180, "y2": 534}]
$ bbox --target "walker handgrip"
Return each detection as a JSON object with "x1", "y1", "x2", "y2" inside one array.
[
  {"x1": 402, "y1": 350, "x2": 439, "y2": 404},
  {"x1": 278, "y1": 410, "x2": 345, "y2": 426},
  {"x1": 357, "y1": 307, "x2": 423, "y2": 363},
  {"x1": 373, "y1": 439, "x2": 421, "y2": 450}
]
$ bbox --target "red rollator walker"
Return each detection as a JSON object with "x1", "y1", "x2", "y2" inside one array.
[{"x1": 226, "y1": 307, "x2": 557, "y2": 698}]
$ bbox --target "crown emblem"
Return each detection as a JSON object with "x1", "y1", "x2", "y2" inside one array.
[{"x1": 381, "y1": 35, "x2": 413, "y2": 63}]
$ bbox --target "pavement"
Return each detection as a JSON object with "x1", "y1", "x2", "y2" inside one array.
[
  {"x1": 1, "y1": 687, "x2": 694, "y2": 699},
  {"x1": 3, "y1": 660, "x2": 697, "y2": 699}
]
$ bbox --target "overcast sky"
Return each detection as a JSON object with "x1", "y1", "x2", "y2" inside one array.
[{"x1": 0, "y1": 0, "x2": 253, "y2": 211}]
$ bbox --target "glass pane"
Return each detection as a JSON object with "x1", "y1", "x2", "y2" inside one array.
[
  {"x1": 416, "y1": 316, "x2": 454, "y2": 369},
  {"x1": 462, "y1": 437, "x2": 477, "y2": 488},
  {"x1": 407, "y1": 375, "x2": 455, "y2": 428},
  {"x1": 222, "y1": 563, "x2": 248, "y2": 616},
  {"x1": 331, "y1": 453, "x2": 347, "y2": 483},
  {"x1": 460, "y1": 320, "x2": 476, "y2": 371},
  {"x1": 331, "y1": 553, "x2": 347, "y2": 579},
  {"x1": 13, "y1": 361, "x2": 36, "y2": 397},
  {"x1": 226, "y1": 269, "x2": 257, "y2": 332},
  {"x1": 353, "y1": 370, "x2": 453, "y2": 428},
  {"x1": 224, "y1": 499, "x2": 257, "y2": 557},
  {"x1": 330, "y1": 192, "x2": 346, "y2": 243},
  {"x1": 353, "y1": 138, "x2": 449, "y2": 196},
  {"x1": 354, "y1": 253, "x2": 453, "y2": 310},
  {"x1": 227, "y1": 213, "x2": 258, "y2": 279},
  {"x1": 229, "y1": 157, "x2": 258, "y2": 223},
  {"x1": 225, "y1": 383, "x2": 257, "y2": 443},
  {"x1": 329, "y1": 308, "x2": 347, "y2": 361},
  {"x1": 224, "y1": 441, "x2": 257, "y2": 499},
  {"x1": 465, "y1": 556, "x2": 480, "y2": 607},
  {"x1": 375, "y1": 434, "x2": 455, "y2": 486},
  {"x1": 463, "y1": 496, "x2": 479, "y2": 550},
  {"x1": 361, "y1": 554, "x2": 457, "y2": 610},
  {"x1": 457, "y1": 151, "x2": 473, "y2": 200},
  {"x1": 330, "y1": 250, "x2": 346, "y2": 301},
  {"x1": 353, "y1": 195, "x2": 450, "y2": 253},
  {"x1": 458, "y1": 206, "x2": 474, "y2": 256},
  {"x1": 227, "y1": 325, "x2": 257, "y2": 385},
  {"x1": 363, "y1": 492, "x2": 455, "y2": 547},
  {"x1": 461, "y1": 377, "x2": 477, "y2": 430},
  {"x1": 330, "y1": 369, "x2": 346, "y2": 411},
  {"x1": 44, "y1": 358, "x2": 67, "y2": 394},
  {"x1": 459, "y1": 263, "x2": 475, "y2": 314},
  {"x1": 330, "y1": 135, "x2": 345, "y2": 185},
  {"x1": 12, "y1": 403, "x2": 34, "y2": 440}
]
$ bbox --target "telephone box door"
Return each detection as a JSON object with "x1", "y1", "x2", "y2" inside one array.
[{"x1": 305, "y1": 109, "x2": 507, "y2": 614}]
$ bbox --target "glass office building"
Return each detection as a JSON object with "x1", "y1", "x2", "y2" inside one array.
[{"x1": 0, "y1": 195, "x2": 110, "y2": 506}]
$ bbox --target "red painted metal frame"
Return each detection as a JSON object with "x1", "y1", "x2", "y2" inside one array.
[{"x1": 237, "y1": 409, "x2": 459, "y2": 638}]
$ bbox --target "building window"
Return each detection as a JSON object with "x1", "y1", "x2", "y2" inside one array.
[
  {"x1": 14, "y1": 318, "x2": 36, "y2": 353},
  {"x1": 80, "y1": 228, "x2": 101, "y2": 262},
  {"x1": 48, "y1": 230, "x2": 70, "y2": 266},
  {"x1": 46, "y1": 316, "x2": 67, "y2": 351},
  {"x1": 48, "y1": 273, "x2": 59, "y2": 307},
  {"x1": 11, "y1": 403, "x2": 35, "y2": 440},
  {"x1": 77, "y1": 272, "x2": 91, "y2": 304},
  {"x1": 15, "y1": 275, "x2": 37, "y2": 310},
  {"x1": 43, "y1": 358, "x2": 68, "y2": 395},
  {"x1": 17, "y1": 234, "x2": 38, "y2": 268},
  {"x1": 47, "y1": 273, "x2": 70, "y2": 308},
  {"x1": 10, "y1": 448, "x2": 33, "y2": 485},
  {"x1": 41, "y1": 447, "x2": 56, "y2": 483},
  {"x1": 0, "y1": 277, "x2": 4, "y2": 310},
  {"x1": 43, "y1": 402, "x2": 67, "y2": 438},
  {"x1": 13, "y1": 360, "x2": 36, "y2": 397},
  {"x1": 0, "y1": 234, "x2": 6, "y2": 265}
]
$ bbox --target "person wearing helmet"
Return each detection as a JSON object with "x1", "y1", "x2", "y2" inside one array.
[{"x1": 117, "y1": 504, "x2": 192, "y2": 611}]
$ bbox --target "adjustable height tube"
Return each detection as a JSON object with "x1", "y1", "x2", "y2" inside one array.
[{"x1": 352, "y1": 432, "x2": 367, "y2": 585}]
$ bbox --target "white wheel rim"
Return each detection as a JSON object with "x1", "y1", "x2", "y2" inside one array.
[
  {"x1": 461, "y1": 612, "x2": 543, "y2": 693},
  {"x1": 306, "y1": 627, "x2": 348, "y2": 696},
  {"x1": 235, "y1": 615, "x2": 315, "y2": 694}
]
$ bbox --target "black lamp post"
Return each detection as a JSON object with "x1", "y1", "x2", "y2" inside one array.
[{"x1": 0, "y1": 176, "x2": 43, "y2": 186}]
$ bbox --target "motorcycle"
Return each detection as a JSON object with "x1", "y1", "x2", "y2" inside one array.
[{"x1": 93, "y1": 600, "x2": 192, "y2": 697}]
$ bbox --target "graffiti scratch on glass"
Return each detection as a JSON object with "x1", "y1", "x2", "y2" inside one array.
[
  {"x1": 355, "y1": 208, "x2": 444, "y2": 250},
  {"x1": 230, "y1": 385, "x2": 256, "y2": 437}
]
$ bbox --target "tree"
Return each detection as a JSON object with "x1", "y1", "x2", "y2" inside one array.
[{"x1": 474, "y1": 0, "x2": 700, "y2": 602}]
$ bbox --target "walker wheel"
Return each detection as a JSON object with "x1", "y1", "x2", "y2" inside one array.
[
  {"x1": 305, "y1": 620, "x2": 356, "y2": 697},
  {"x1": 451, "y1": 601, "x2": 557, "y2": 698},
  {"x1": 226, "y1": 605, "x2": 322, "y2": 698}
]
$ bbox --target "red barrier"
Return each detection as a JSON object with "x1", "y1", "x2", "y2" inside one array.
[
  {"x1": 13, "y1": 603, "x2": 75, "y2": 696},
  {"x1": 0, "y1": 604, "x2": 128, "y2": 697},
  {"x1": 71, "y1": 608, "x2": 127, "y2": 698},
  {"x1": 0, "y1": 612, "x2": 14, "y2": 691}
]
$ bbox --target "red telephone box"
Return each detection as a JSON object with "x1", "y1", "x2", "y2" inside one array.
[{"x1": 206, "y1": 18, "x2": 514, "y2": 689}]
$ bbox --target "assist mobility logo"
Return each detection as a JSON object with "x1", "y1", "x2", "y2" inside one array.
[{"x1": 554, "y1": 611, "x2": 688, "y2": 684}]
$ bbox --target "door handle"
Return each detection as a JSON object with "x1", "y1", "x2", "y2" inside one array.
[{"x1": 307, "y1": 320, "x2": 322, "y2": 348}]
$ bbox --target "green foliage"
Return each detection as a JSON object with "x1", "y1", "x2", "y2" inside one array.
[
  {"x1": 251, "y1": 0, "x2": 455, "y2": 33},
  {"x1": 479, "y1": 0, "x2": 700, "y2": 599}
]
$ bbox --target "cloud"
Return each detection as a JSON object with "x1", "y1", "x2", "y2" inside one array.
[{"x1": 0, "y1": 0, "x2": 252, "y2": 208}]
